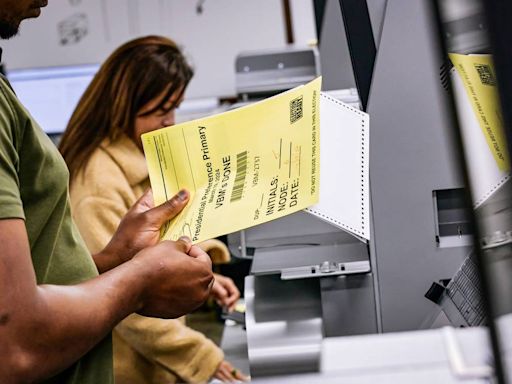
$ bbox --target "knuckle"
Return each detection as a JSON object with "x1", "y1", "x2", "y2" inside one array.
[
  {"x1": 165, "y1": 196, "x2": 181, "y2": 210},
  {"x1": 137, "y1": 214, "x2": 151, "y2": 227},
  {"x1": 158, "y1": 240, "x2": 171, "y2": 248}
]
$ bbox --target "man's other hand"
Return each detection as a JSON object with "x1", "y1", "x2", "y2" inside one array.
[{"x1": 134, "y1": 237, "x2": 213, "y2": 318}]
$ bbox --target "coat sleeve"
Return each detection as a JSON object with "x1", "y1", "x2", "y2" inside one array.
[
  {"x1": 71, "y1": 195, "x2": 127, "y2": 254},
  {"x1": 116, "y1": 314, "x2": 223, "y2": 383}
]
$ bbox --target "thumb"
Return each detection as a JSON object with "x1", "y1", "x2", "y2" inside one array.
[
  {"x1": 143, "y1": 189, "x2": 190, "y2": 227},
  {"x1": 188, "y1": 245, "x2": 212, "y2": 266},
  {"x1": 129, "y1": 188, "x2": 155, "y2": 215},
  {"x1": 177, "y1": 236, "x2": 193, "y2": 254}
]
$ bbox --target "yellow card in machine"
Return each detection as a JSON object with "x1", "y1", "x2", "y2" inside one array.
[{"x1": 142, "y1": 77, "x2": 321, "y2": 243}]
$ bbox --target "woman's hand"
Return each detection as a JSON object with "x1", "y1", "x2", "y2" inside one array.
[
  {"x1": 214, "y1": 360, "x2": 249, "y2": 382},
  {"x1": 210, "y1": 273, "x2": 240, "y2": 312}
]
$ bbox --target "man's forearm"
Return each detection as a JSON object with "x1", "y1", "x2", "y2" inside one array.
[
  {"x1": 0, "y1": 214, "x2": 211, "y2": 383},
  {"x1": 1, "y1": 258, "x2": 149, "y2": 383}
]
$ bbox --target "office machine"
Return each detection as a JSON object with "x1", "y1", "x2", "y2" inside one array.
[
  {"x1": 428, "y1": 2, "x2": 512, "y2": 381},
  {"x1": 234, "y1": 46, "x2": 321, "y2": 100},
  {"x1": 7, "y1": 64, "x2": 98, "y2": 141},
  {"x1": 222, "y1": 0, "x2": 488, "y2": 379},
  {"x1": 223, "y1": 0, "x2": 512, "y2": 382},
  {"x1": 252, "y1": 325, "x2": 494, "y2": 384},
  {"x1": 227, "y1": 42, "x2": 374, "y2": 378},
  {"x1": 469, "y1": 0, "x2": 512, "y2": 380}
]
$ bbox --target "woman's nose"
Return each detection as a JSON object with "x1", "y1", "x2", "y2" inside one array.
[
  {"x1": 161, "y1": 110, "x2": 176, "y2": 127},
  {"x1": 162, "y1": 117, "x2": 175, "y2": 127}
]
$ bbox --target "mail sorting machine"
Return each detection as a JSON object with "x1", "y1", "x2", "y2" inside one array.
[
  {"x1": 227, "y1": 44, "x2": 374, "y2": 377},
  {"x1": 424, "y1": 0, "x2": 512, "y2": 339},
  {"x1": 454, "y1": 0, "x2": 512, "y2": 380},
  {"x1": 249, "y1": 0, "x2": 512, "y2": 382},
  {"x1": 422, "y1": 0, "x2": 500, "y2": 330},
  {"x1": 223, "y1": 0, "x2": 492, "y2": 379}
]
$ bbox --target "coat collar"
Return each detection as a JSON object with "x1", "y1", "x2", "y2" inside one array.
[{"x1": 100, "y1": 134, "x2": 148, "y2": 186}]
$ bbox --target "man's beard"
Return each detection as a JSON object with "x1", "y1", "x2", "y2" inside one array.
[{"x1": 0, "y1": 18, "x2": 19, "y2": 40}]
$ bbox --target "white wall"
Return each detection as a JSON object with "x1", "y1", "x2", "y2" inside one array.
[
  {"x1": 290, "y1": 0, "x2": 317, "y2": 46},
  {"x1": 1, "y1": 0, "x2": 316, "y2": 99}
]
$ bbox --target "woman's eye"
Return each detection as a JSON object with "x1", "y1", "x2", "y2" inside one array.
[{"x1": 156, "y1": 109, "x2": 170, "y2": 116}]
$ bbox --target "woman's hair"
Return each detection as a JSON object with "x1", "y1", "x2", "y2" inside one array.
[{"x1": 59, "y1": 35, "x2": 193, "y2": 180}]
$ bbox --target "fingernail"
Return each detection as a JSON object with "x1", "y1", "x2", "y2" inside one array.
[
  {"x1": 177, "y1": 189, "x2": 188, "y2": 201},
  {"x1": 178, "y1": 236, "x2": 191, "y2": 243}
]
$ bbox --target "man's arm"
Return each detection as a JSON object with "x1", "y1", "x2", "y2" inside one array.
[{"x1": 0, "y1": 219, "x2": 212, "y2": 383}]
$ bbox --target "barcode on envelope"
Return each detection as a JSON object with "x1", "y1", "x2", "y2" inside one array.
[
  {"x1": 290, "y1": 95, "x2": 303, "y2": 123},
  {"x1": 230, "y1": 151, "x2": 248, "y2": 202},
  {"x1": 474, "y1": 63, "x2": 496, "y2": 86}
]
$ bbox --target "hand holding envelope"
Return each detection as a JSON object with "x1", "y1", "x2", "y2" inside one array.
[{"x1": 143, "y1": 78, "x2": 322, "y2": 243}]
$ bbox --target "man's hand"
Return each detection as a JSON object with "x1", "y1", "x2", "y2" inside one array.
[
  {"x1": 134, "y1": 238, "x2": 214, "y2": 318},
  {"x1": 210, "y1": 273, "x2": 240, "y2": 312},
  {"x1": 95, "y1": 189, "x2": 189, "y2": 272}
]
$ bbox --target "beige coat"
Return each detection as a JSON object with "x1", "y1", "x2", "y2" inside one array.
[{"x1": 70, "y1": 135, "x2": 223, "y2": 384}]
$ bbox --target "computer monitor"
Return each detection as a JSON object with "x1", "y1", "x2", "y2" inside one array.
[{"x1": 7, "y1": 64, "x2": 99, "y2": 136}]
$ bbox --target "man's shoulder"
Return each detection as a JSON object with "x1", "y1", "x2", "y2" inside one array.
[{"x1": 0, "y1": 76, "x2": 22, "y2": 125}]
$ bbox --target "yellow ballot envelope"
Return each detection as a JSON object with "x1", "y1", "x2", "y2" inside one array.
[
  {"x1": 449, "y1": 53, "x2": 509, "y2": 171},
  {"x1": 142, "y1": 77, "x2": 321, "y2": 243}
]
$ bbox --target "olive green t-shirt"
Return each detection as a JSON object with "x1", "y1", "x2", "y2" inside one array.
[{"x1": 0, "y1": 76, "x2": 113, "y2": 382}]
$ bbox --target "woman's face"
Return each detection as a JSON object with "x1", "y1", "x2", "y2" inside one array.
[{"x1": 133, "y1": 89, "x2": 183, "y2": 149}]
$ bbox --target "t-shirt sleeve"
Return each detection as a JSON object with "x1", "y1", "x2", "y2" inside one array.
[{"x1": 0, "y1": 82, "x2": 24, "y2": 220}]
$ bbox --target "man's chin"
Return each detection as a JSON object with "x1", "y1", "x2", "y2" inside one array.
[
  {"x1": 26, "y1": 8, "x2": 42, "y2": 19},
  {"x1": 0, "y1": 21, "x2": 19, "y2": 40}
]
